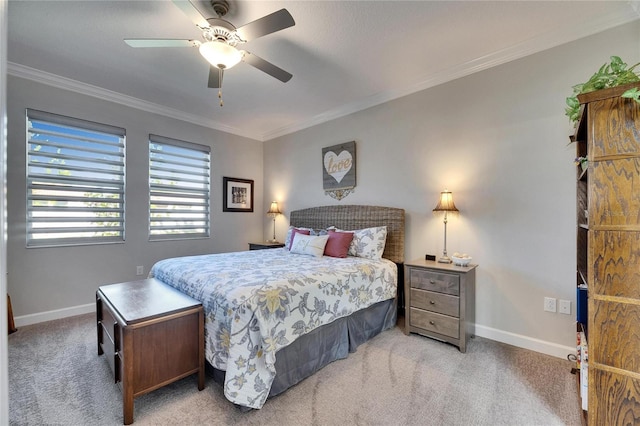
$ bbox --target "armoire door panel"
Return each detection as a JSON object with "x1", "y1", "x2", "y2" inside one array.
[{"x1": 590, "y1": 230, "x2": 640, "y2": 298}]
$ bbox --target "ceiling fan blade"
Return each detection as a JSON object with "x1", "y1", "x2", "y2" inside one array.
[
  {"x1": 124, "y1": 39, "x2": 200, "y2": 48},
  {"x1": 172, "y1": 0, "x2": 209, "y2": 29},
  {"x1": 242, "y1": 51, "x2": 292, "y2": 83},
  {"x1": 235, "y1": 9, "x2": 295, "y2": 42},
  {"x1": 208, "y1": 65, "x2": 222, "y2": 88}
]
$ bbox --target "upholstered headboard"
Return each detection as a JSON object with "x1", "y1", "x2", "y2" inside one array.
[{"x1": 289, "y1": 205, "x2": 405, "y2": 264}]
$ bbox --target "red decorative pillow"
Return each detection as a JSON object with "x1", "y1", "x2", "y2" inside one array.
[
  {"x1": 324, "y1": 230, "x2": 354, "y2": 258},
  {"x1": 289, "y1": 228, "x2": 311, "y2": 250}
]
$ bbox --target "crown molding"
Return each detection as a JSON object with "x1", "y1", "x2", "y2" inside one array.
[
  {"x1": 263, "y1": 11, "x2": 640, "y2": 141},
  {"x1": 7, "y1": 62, "x2": 262, "y2": 141}
]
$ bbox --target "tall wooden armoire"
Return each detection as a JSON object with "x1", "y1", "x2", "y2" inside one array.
[{"x1": 574, "y1": 82, "x2": 640, "y2": 424}]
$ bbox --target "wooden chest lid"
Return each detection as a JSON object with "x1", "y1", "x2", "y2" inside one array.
[{"x1": 98, "y1": 278, "x2": 201, "y2": 324}]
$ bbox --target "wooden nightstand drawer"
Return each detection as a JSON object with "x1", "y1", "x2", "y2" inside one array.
[
  {"x1": 98, "y1": 297, "x2": 121, "y2": 383},
  {"x1": 410, "y1": 288, "x2": 459, "y2": 317},
  {"x1": 410, "y1": 308, "x2": 459, "y2": 339},
  {"x1": 99, "y1": 321, "x2": 118, "y2": 382},
  {"x1": 99, "y1": 297, "x2": 117, "y2": 340},
  {"x1": 410, "y1": 268, "x2": 459, "y2": 296}
]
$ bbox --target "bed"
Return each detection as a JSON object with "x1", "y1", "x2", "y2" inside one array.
[{"x1": 149, "y1": 205, "x2": 405, "y2": 409}]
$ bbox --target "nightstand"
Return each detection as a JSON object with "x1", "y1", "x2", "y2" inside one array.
[
  {"x1": 249, "y1": 242, "x2": 285, "y2": 250},
  {"x1": 404, "y1": 259, "x2": 477, "y2": 352}
]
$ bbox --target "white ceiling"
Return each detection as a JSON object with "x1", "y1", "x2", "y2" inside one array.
[{"x1": 7, "y1": 1, "x2": 640, "y2": 141}]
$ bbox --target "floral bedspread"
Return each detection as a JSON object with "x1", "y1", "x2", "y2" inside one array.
[{"x1": 149, "y1": 248, "x2": 397, "y2": 409}]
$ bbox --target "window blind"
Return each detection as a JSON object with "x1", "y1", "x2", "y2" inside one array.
[
  {"x1": 26, "y1": 109, "x2": 126, "y2": 247},
  {"x1": 149, "y1": 134, "x2": 210, "y2": 240}
]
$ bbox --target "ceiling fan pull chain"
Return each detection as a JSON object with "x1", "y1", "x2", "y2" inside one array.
[{"x1": 218, "y1": 67, "x2": 224, "y2": 107}]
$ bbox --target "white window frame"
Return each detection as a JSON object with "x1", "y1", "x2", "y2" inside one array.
[
  {"x1": 149, "y1": 134, "x2": 210, "y2": 241},
  {"x1": 26, "y1": 109, "x2": 126, "y2": 247}
]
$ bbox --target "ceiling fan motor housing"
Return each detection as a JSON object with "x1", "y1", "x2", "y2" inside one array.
[
  {"x1": 211, "y1": 0, "x2": 229, "y2": 17},
  {"x1": 203, "y1": 21, "x2": 238, "y2": 44}
]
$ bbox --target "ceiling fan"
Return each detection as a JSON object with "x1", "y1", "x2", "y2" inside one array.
[{"x1": 125, "y1": 0, "x2": 295, "y2": 106}]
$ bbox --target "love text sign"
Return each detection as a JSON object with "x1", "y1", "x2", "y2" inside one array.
[{"x1": 322, "y1": 141, "x2": 356, "y2": 199}]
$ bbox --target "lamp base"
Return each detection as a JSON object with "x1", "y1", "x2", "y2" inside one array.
[
  {"x1": 267, "y1": 239, "x2": 279, "y2": 243},
  {"x1": 438, "y1": 256, "x2": 452, "y2": 264}
]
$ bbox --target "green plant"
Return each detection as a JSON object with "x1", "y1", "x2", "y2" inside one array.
[
  {"x1": 565, "y1": 56, "x2": 640, "y2": 123},
  {"x1": 622, "y1": 87, "x2": 640, "y2": 102},
  {"x1": 575, "y1": 156, "x2": 588, "y2": 170},
  {"x1": 575, "y1": 156, "x2": 588, "y2": 166}
]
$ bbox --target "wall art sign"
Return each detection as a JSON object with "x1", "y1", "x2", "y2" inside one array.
[
  {"x1": 322, "y1": 141, "x2": 356, "y2": 200},
  {"x1": 223, "y1": 177, "x2": 254, "y2": 212}
]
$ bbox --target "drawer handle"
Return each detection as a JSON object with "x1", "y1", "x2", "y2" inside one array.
[
  {"x1": 429, "y1": 320, "x2": 435, "y2": 325},
  {"x1": 429, "y1": 300, "x2": 435, "y2": 305},
  {"x1": 429, "y1": 279, "x2": 435, "y2": 284}
]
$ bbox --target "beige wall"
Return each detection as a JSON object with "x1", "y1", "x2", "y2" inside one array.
[
  {"x1": 263, "y1": 21, "x2": 640, "y2": 356},
  {"x1": 6, "y1": 76, "x2": 264, "y2": 319}
]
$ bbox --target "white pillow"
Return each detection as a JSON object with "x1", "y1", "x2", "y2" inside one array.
[
  {"x1": 289, "y1": 234, "x2": 330, "y2": 258},
  {"x1": 339, "y1": 226, "x2": 387, "y2": 259}
]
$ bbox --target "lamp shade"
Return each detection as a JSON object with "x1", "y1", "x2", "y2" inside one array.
[
  {"x1": 199, "y1": 41, "x2": 242, "y2": 69},
  {"x1": 433, "y1": 190, "x2": 459, "y2": 212},
  {"x1": 267, "y1": 201, "x2": 282, "y2": 216}
]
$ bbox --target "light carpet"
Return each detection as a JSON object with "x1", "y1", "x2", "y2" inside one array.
[{"x1": 9, "y1": 313, "x2": 580, "y2": 425}]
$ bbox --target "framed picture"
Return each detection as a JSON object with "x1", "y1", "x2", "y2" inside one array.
[{"x1": 223, "y1": 177, "x2": 254, "y2": 212}]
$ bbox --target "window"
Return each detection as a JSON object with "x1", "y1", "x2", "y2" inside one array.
[
  {"x1": 26, "y1": 109, "x2": 125, "y2": 247},
  {"x1": 149, "y1": 135, "x2": 210, "y2": 240}
]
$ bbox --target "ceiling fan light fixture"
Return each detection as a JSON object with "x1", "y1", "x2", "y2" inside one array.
[{"x1": 199, "y1": 41, "x2": 242, "y2": 69}]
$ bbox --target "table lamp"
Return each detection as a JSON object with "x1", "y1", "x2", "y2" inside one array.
[
  {"x1": 267, "y1": 201, "x2": 282, "y2": 242},
  {"x1": 433, "y1": 190, "x2": 458, "y2": 263}
]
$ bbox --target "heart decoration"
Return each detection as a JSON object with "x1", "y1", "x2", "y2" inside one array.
[{"x1": 324, "y1": 150, "x2": 353, "y2": 183}]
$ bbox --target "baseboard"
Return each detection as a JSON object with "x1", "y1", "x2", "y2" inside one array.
[
  {"x1": 14, "y1": 303, "x2": 95, "y2": 328},
  {"x1": 15, "y1": 303, "x2": 575, "y2": 359},
  {"x1": 475, "y1": 324, "x2": 574, "y2": 359}
]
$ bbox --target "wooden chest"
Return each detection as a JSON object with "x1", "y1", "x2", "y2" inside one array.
[{"x1": 96, "y1": 278, "x2": 204, "y2": 424}]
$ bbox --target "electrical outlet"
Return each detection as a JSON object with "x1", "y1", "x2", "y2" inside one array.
[
  {"x1": 136, "y1": 265, "x2": 144, "y2": 276},
  {"x1": 544, "y1": 297, "x2": 557, "y2": 313},
  {"x1": 559, "y1": 299, "x2": 571, "y2": 315}
]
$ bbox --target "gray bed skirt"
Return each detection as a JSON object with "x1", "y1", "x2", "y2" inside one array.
[{"x1": 209, "y1": 297, "x2": 397, "y2": 405}]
